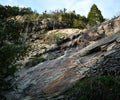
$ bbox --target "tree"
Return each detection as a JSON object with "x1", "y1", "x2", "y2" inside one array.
[
  {"x1": 73, "y1": 19, "x2": 79, "y2": 28},
  {"x1": 0, "y1": 4, "x2": 6, "y2": 19},
  {"x1": 19, "y1": 7, "x2": 33, "y2": 15},
  {"x1": 0, "y1": 4, "x2": 35, "y2": 19},
  {"x1": 63, "y1": 8, "x2": 67, "y2": 13},
  {"x1": 0, "y1": 19, "x2": 30, "y2": 76},
  {"x1": 87, "y1": 4, "x2": 104, "y2": 27},
  {"x1": 0, "y1": 19, "x2": 30, "y2": 99},
  {"x1": 73, "y1": 16, "x2": 87, "y2": 29}
]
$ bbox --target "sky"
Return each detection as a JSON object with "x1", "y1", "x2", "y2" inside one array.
[{"x1": 0, "y1": 0, "x2": 120, "y2": 19}]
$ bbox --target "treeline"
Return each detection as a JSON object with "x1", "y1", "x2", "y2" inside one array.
[
  {"x1": 40, "y1": 9, "x2": 88, "y2": 29},
  {"x1": 0, "y1": 4, "x2": 37, "y2": 19},
  {"x1": 0, "y1": 4, "x2": 104, "y2": 28},
  {"x1": 23, "y1": 4, "x2": 104, "y2": 28}
]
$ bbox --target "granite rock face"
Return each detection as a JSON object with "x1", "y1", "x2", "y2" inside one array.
[
  {"x1": 19, "y1": 16, "x2": 120, "y2": 63},
  {"x1": 5, "y1": 16, "x2": 120, "y2": 100},
  {"x1": 18, "y1": 17, "x2": 67, "y2": 34}
]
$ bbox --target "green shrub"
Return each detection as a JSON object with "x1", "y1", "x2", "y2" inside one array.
[
  {"x1": 88, "y1": 4, "x2": 104, "y2": 27},
  {"x1": 0, "y1": 19, "x2": 30, "y2": 99},
  {"x1": 60, "y1": 75, "x2": 120, "y2": 100},
  {"x1": 45, "y1": 32, "x2": 66, "y2": 44}
]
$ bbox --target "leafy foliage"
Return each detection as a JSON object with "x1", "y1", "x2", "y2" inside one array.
[
  {"x1": 45, "y1": 32, "x2": 66, "y2": 44},
  {"x1": 88, "y1": 4, "x2": 104, "y2": 27},
  {"x1": 60, "y1": 75, "x2": 120, "y2": 100},
  {"x1": 0, "y1": 4, "x2": 104, "y2": 29},
  {"x1": 0, "y1": 19, "x2": 30, "y2": 76},
  {"x1": 24, "y1": 9, "x2": 88, "y2": 29},
  {"x1": 0, "y1": 19, "x2": 30, "y2": 98},
  {"x1": 0, "y1": 4, "x2": 35, "y2": 19},
  {"x1": 60, "y1": 10, "x2": 87, "y2": 28},
  {"x1": 73, "y1": 16, "x2": 87, "y2": 29}
]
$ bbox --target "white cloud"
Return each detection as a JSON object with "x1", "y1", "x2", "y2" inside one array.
[{"x1": 19, "y1": 5, "x2": 25, "y2": 8}]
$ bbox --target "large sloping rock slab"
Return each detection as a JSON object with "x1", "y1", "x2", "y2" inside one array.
[{"x1": 6, "y1": 32, "x2": 120, "y2": 100}]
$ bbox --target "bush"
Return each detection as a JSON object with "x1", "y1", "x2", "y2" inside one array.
[
  {"x1": 45, "y1": 32, "x2": 66, "y2": 44},
  {"x1": 0, "y1": 19, "x2": 29, "y2": 76},
  {"x1": 0, "y1": 19, "x2": 30, "y2": 99},
  {"x1": 60, "y1": 75, "x2": 120, "y2": 100}
]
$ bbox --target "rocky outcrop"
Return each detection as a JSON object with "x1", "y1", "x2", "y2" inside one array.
[
  {"x1": 6, "y1": 32, "x2": 120, "y2": 100},
  {"x1": 17, "y1": 17, "x2": 67, "y2": 34},
  {"x1": 75, "y1": 31, "x2": 120, "y2": 57},
  {"x1": 84, "y1": 16, "x2": 120, "y2": 41},
  {"x1": 5, "y1": 16, "x2": 120, "y2": 100},
  {"x1": 18, "y1": 16, "x2": 120, "y2": 64}
]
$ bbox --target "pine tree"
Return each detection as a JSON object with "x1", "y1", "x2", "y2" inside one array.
[{"x1": 88, "y1": 4, "x2": 104, "y2": 27}]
